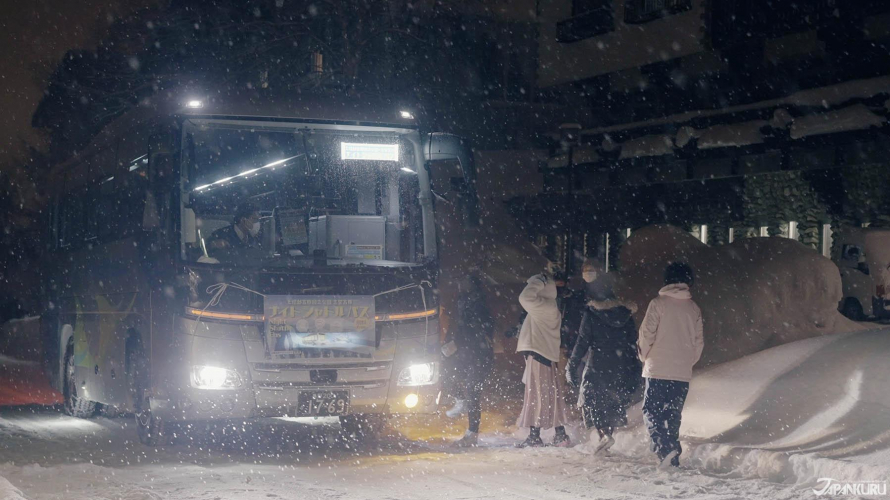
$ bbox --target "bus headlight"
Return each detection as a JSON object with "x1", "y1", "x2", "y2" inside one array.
[
  {"x1": 397, "y1": 362, "x2": 438, "y2": 387},
  {"x1": 192, "y1": 365, "x2": 242, "y2": 390}
]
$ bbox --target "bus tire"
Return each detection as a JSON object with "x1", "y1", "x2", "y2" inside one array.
[
  {"x1": 339, "y1": 414, "x2": 388, "y2": 442},
  {"x1": 841, "y1": 298, "x2": 865, "y2": 321},
  {"x1": 63, "y1": 342, "x2": 96, "y2": 418},
  {"x1": 126, "y1": 336, "x2": 165, "y2": 446}
]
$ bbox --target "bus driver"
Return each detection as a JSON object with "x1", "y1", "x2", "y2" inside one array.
[{"x1": 206, "y1": 202, "x2": 261, "y2": 256}]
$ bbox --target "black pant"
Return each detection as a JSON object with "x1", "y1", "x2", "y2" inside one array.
[
  {"x1": 445, "y1": 348, "x2": 491, "y2": 434},
  {"x1": 642, "y1": 378, "x2": 689, "y2": 464},
  {"x1": 466, "y1": 379, "x2": 484, "y2": 433}
]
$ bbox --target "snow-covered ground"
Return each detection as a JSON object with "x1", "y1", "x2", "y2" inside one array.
[{"x1": 2, "y1": 327, "x2": 889, "y2": 499}]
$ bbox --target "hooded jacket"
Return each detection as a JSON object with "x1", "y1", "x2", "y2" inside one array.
[
  {"x1": 637, "y1": 284, "x2": 704, "y2": 383},
  {"x1": 516, "y1": 274, "x2": 563, "y2": 363},
  {"x1": 568, "y1": 298, "x2": 643, "y2": 411}
]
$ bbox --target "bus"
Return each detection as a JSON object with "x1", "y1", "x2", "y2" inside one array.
[{"x1": 40, "y1": 92, "x2": 476, "y2": 445}]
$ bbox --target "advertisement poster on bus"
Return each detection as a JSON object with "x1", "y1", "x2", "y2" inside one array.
[{"x1": 264, "y1": 295, "x2": 376, "y2": 356}]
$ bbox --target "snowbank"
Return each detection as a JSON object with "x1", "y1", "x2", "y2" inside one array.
[
  {"x1": 0, "y1": 476, "x2": 25, "y2": 500},
  {"x1": 615, "y1": 225, "x2": 864, "y2": 366},
  {"x1": 573, "y1": 328, "x2": 890, "y2": 493},
  {"x1": 682, "y1": 328, "x2": 890, "y2": 488}
]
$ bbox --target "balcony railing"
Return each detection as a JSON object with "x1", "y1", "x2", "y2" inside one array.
[
  {"x1": 624, "y1": 0, "x2": 692, "y2": 24},
  {"x1": 710, "y1": 0, "x2": 890, "y2": 48}
]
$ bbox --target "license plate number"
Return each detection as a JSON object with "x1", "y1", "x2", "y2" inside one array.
[{"x1": 294, "y1": 390, "x2": 350, "y2": 416}]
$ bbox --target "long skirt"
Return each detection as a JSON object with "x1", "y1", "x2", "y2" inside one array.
[{"x1": 516, "y1": 356, "x2": 568, "y2": 429}]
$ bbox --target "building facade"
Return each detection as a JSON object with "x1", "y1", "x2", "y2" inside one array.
[{"x1": 507, "y1": 0, "x2": 890, "y2": 273}]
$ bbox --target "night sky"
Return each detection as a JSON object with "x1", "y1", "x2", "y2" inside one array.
[{"x1": 0, "y1": 0, "x2": 158, "y2": 164}]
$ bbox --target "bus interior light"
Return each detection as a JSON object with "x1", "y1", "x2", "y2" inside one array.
[
  {"x1": 399, "y1": 110, "x2": 414, "y2": 119},
  {"x1": 192, "y1": 154, "x2": 303, "y2": 192},
  {"x1": 400, "y1": 167, "x2": 416, "y2": 174},
  {"x1": 186, "y1": 100, "x2": 204, "y2": 109}
]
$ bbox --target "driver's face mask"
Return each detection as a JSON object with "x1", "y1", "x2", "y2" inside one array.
[
  {"x1": 582, "y1": 271, "x2": 598, "y2": 283},
  {"x1": 249, "y1": 221, "x2": 261, "y2": 237}
]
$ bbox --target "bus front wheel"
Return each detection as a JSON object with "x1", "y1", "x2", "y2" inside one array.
[
  {"x1": 63, "y1": 342, "x2": 96, "y2": 418},
  {"x1": 126, "y1": 338, "x2": 165, "y2": 446}
]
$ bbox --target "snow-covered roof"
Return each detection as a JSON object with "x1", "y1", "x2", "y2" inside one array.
[{"x1": 558, "y1": 75, "x2": 890, "y2": 163}]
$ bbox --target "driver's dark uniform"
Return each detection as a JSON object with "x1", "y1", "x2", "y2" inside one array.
[{"x1": 207, "y1": 225, "x2": 258, "y2": 256}]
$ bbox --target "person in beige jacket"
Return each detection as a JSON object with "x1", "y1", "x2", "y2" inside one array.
[
  {"x1": 514, "y1": 272, "x2": 570, "y2": 448},
  {"x1": 637, "y1": 262, "x2": 704, "y2": 468}
]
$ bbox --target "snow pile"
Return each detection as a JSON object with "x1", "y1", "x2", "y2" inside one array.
[
  {"x1": 573, "y1": 328, "x2": 890, "y2": 492},
  {"x1": 683, "y1": 328, "x2": 890, "y2": 488},
  {"x1": 0, "y1": 476, "x2": 25, "y2": 500},
  {"x1": 619, "y1": 134, "x2": 674, "y2": 159},
  {"x1": 696, "y1": 120, "x2": 768, "y2": 149},
  {"x1": 615, "y1": 225, "x2": 864, "y2": 366},
  {"x1": 789, "y1": 103, "x2": 885, "y2": 139}
]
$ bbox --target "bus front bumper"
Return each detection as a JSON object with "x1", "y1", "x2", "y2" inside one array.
[{"x1": 150, "y1": 380, "x2": 440, "y2": 422}]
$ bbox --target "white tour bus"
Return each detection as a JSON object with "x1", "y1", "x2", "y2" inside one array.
[{"x1": 40, "y1": 92, "x2": 476, "y2": 444}]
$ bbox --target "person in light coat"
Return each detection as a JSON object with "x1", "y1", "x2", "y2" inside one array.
[
  {"x1": 515, "y1": 271, "x2": 570, "y2": 448},
  {"x1": 638, "y1": 262, "x2": 704, "y2": 468}
]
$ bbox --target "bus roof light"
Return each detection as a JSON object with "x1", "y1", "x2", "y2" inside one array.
[{"x1": 186, "y1": 100, "x2": 204, "y2": 109}]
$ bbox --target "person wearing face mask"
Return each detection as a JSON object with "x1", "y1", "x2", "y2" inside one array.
[
  {"x1": 567, "y1": 260, "x2": 642, "y2": 455},
  {"x1": 207, "y1": 202, "x2": 262, "y2": 255},
  {"x1": 515, "y1": 267, "x2": 571, "y2": 448}
]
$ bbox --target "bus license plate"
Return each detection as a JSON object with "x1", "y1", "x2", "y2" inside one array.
[{"x1": 295, "y1": 390, "x2": 350, "y2": 416}]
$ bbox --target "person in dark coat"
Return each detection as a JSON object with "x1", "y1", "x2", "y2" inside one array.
[
  {"x1": 444, "y1": 274, "x2": 495, "y2": 447},
  {"x1": 566, "y1": 262, "x2": 642, "y2": 455},
  {"x1": 206, "y1": 202, "x2": 261, "y2": 256}
]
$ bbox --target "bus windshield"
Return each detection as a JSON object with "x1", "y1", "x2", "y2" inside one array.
[{"x1": 181, "y1": 119, "x2": 425, "y2": 267}]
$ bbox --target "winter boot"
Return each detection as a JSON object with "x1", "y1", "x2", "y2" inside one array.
[
  {"x1": 453, "y1": 430, "x2": 478, "y2": 448},
  {"x1": 515, "y1": 435, "x2": 545, "y2": 448},
  {"x1": 593, "y1": 434, "x2": 615, "y2": 455},
  {"x1": 445, "y1": 399, "x2": 467, "y2": 419},
  {"x1": 551, "y1": 432, "x2": 572, "y2": 448},
  {"x1": 658, "y1": 450, "x2": 680, "y2": 470}
]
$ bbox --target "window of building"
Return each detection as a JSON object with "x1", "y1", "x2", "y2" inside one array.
[
  {"x1": 821, "y1": 224, "x2": 833, "y2": 258},
  {"x1": 624, "y1": 0, "x2": 692, "y2": 24},
  {"x1": 557, "y1": 0, "x2": 614, "y2": 43},
  {"x1": 788, "y1": 221, "x2": 799, "y2": 241}
]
